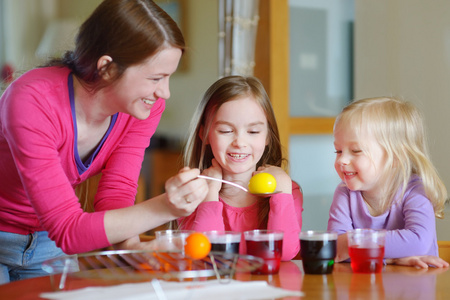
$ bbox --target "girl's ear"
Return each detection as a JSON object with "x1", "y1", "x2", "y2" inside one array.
[{"x1": 97, "y1": 55, "x2": 115, "y2": 80}]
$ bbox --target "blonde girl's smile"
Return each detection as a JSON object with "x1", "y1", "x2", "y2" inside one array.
[
  {"x1": 338, "y1": 165, "x2": 358, "y2": 186},
  {"x1": 342, "y1": 171, "x2": 357, "y2": 180}
]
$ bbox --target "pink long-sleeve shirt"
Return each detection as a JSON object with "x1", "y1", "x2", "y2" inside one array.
[
  {"x1": 178, "y1": 182, "x2": 303, "y2": 260},
  {"x1": 0, "y1": 67, "x2": 164, "y2": 254}
]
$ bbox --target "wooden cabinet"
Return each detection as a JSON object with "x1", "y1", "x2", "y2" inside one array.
[
  {"x1": 76, "y1": 173, "x2": 146, "y2": 212},
  {"x1": 147, "y1": 149, "x2": 183, "y2": 198}
]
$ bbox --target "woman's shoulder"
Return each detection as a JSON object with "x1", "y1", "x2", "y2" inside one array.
[
  {"x1": 1, "y1": 67, "x2": 71, "y2": 115},
  {"x1": 4, "y1": 67, "x2": 71, "y2": 102},
  {"x1": 14, "y1": 66, "x2": 70, "y2": 85}
]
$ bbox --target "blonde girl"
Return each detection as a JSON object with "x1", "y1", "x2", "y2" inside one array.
[
  {"x1": 328, "y1": 97, "x2": 448, "y2": 268},
  {"x1": 178, "y1": 75, "x2": 303, "y2": 261}
]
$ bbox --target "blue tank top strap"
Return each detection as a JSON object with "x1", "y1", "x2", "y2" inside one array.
[{"x1": 68, "y1": 74, "x2": 118, "y2": 175}]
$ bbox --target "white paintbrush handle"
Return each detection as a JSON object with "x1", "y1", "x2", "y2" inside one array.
[{"x1": 197, "y1": 175, "x2": 249, "y2": 192}]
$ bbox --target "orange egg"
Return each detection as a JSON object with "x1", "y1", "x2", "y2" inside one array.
[{"x1": 184, "y1": 232, "x2": 211, "y2": 260}]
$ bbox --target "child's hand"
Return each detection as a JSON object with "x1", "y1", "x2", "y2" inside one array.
[
  {"x1": 254, "y1": 165, "x2": 292, "y2": 194},
  {"x1": 201, "y1": 159, "x2": 222, "y2": 202},
  {"x1": 335, "y1": 233, "x2": 350, "y2": 262},
  {"x1": 386, "y1": 255, "x2": 450, "y2": 269}
]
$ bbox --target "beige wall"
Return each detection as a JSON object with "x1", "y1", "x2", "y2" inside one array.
[
  {"x1": 355, "y1": 0, "x2": 450, "y2": 239},
  {"x1": 156, "y1": 0, "x2": 219, "y2": 141}
]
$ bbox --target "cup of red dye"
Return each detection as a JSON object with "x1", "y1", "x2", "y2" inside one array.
[
  {"x1": 347, "y1": 228, "x2": 386, "y2": 273},
  {"x1": 244, "y1": 230, "x2": 284, "y2": 275}
]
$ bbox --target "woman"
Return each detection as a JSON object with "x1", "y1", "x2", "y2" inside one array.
[{"x1": 0, "y1": 0, "x2": 207, "y2": 283}]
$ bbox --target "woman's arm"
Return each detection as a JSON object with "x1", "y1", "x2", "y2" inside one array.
[{"x1": 104, "y1": 168, "x2": 209, "y2": 245}]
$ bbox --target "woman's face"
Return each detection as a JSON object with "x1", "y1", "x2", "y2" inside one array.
[
  {"x1": 207, "y1": 96, "x2": 269, "y2": 177},
  {"x1": 106, "y1": 47, "x2": 182, "y2": 120}
]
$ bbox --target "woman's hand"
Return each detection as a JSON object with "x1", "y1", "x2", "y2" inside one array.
[
  {"x1": 164, "y1": 167, "x2": 208, "y2": 217},
  {"x1": 201, "y1": 159, "x2": 223, "y2": 202},
  {"x1": 386, "y1": 255, "x2": 450, "y2": 269},
  {"x1": 254, "y1": 165, "x2": 292, "y2": 194}
]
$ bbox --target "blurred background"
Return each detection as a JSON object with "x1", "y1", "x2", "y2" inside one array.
[{"x1": 1, "y1": 0, "x2": 450, "y2": 239}]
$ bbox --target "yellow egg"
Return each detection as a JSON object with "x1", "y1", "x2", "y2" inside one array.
[{"x1": 248, "y1": 173, "x2": 277, "y2": 194}]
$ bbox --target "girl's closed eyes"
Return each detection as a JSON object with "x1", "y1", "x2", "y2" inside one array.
[
  {"x1": 334, "y1": 149, "x2": 363, "y2": 154},
  {"x1": 214, "y1": 125, "x2": 265, "y2": 136},
  {"x1": 249, "y1": 130, "x2": 261, "y2": 134}
]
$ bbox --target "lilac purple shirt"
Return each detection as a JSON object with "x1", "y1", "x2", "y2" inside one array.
[
  {"x1": 0, "y1": 67, "x2": 165, "y2": 254},
  {"x1": 178, "y1": 182, "x2": 303, "y2": 261},
  {"x1": 327, "y1": 175, "x2": 438, "y2": 257}
]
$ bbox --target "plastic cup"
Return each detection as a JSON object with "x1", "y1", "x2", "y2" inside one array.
[
  {"x1": 347, "y1": 228, "x2": 386, "y2": 273},
  {"x1": 154, "y1": 230, "x2": 194, "y2": 254},
  {"x1": 42, "y1": 255, "x2": 79, "y2": 291},
  {"x1": 203, "y1": 231, "x2": 241, "y2": 254},
  {"x1": 300, "y1": 230, "x2": 338, "y2": 274},
  {"x1": 244, "y1": 229, "x2": 284, "y2": 275}
]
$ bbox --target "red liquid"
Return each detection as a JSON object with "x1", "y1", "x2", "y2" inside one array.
[
  {"x1": 246, "y1": 239, "x2": 283, "y2": 275},
  {"x1": 349, "y1": 245, "x2": 384, "y2": 273}
]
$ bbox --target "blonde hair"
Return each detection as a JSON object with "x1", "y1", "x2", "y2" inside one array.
[
  {"x1": 183, "y1": 75, "x2": 285, "y2": 226},
  {"x1": 335, "y1": 97, "x2": 447, "y2": 218}
]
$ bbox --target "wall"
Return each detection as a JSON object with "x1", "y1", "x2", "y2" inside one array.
[
  {"x1": 288, "y1": 0, "x2": 354, "y2": 231},
  {"x1": 355, "y1": 0, "x2": 450, "y2": 239},
  {"x1": 3, "y1": 0, "x2": 49, "y2": 71},
  {"x1": 155, "y1": 0, "x2": 219, "y2": 141}
]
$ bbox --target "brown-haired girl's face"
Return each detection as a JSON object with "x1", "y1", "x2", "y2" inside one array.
[
  {"x1": 207, "y1": 96, "x2": 269, "y2": 176},
  {"x1": 104, "y1": 47, "x2": 182, "y2": 120}
]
